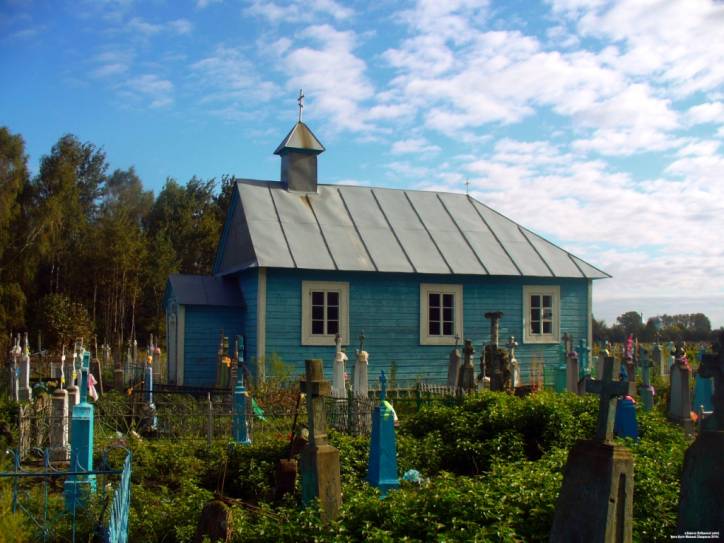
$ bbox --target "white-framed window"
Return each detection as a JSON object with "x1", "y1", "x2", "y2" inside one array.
[
  {"x1": 420, "y1": 283, "x2": 463, "y2": 345},
  {"x1": 301, "y1": 281, "x2": 349, "y2": 346},
  {"x1": 523, "y1": 285, "x2": 560, "y2": 344}
]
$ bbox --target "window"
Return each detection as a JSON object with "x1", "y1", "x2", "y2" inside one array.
[
  {"x1": 523, "y1": 285, "x2": 560, "y2": 343},
  {"x1": 420, "y1": 284, "x2": 463, "y2": 345},
  {"x1": 301, "y1": 281, "x2": 349, "y2": 346}
]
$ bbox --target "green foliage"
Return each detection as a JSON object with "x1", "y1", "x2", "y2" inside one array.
[{"x1": 35, "y1": 292, "x2": 94, "y2": 349}]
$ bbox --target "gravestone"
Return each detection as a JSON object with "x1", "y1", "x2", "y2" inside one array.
[
  {"x1": 50, "y1": 385, "x2": 70, "y2": 461},
  {"x1": 554, "y1": 343, "x2": 567, "y2": 393},
  {"x1": 507, "y1": 337, "x2": 520, "y2": 389},
  {"x1": 576, "y1": 339, "x2": 592, "y2": 394},
  {"x1": 18, "y1": 332, "x2": 32, "y2": 402},
  {"x1": 64, "y1": 351, "x2": 97, "y2": 511},
  {"x1": 458, "y1": 339, "x2": 476, "y2": 392},
  {"x1": 638, "y1": 348, "x2": 654, "y2": 411},
  {"x1": 484, "y1": 311, "x2": 506, "y2": 391},
  {"x1": 668, "y1": 344, "x2": 693, "y2": 432},
  {"x1": 9, "y1": 336, "x2": 20, "y2": 402},
  {"x1": 447, "y1": 335, "x2": 461, "y2": 389},
  {"x1": 597, "y1": 341, "x2": 611, "y2": 380},
  {"x1": 651, "y1": 342, "x2": 664, "y2": 377},
  {"x1": 550, "y1": 356, "x2": 633, "y2": 543},
  {"x1": 300, "y1": 359, "x2": 342, "y2": 521},
  {"x1": 367, "y1": 371, "x2": 400, "y2": 497},
  {"x1": 677, "y1": 332, "x2": 724, "y2": 534},
  {"x1": 567, "y1": 350, "x2": 580, "y2": 394},
  {"x1": 67, "y1": 349, "x2": 81, "y2": 408},
  {"x1": 232, "y1": 337, "x2": 251, "y2": 445},
  {"x1": 667, "y1": 341, "x2": 676, "y2": 375},
  {"x1": 353, "y1": 333, "x2": 369, "y2": 399},
  {"x1": 331, "y1": 333, "x2": 347, "y2": 398},
  {"x1": 693, "y1": 349, "x2": 714, "y2": 414}
]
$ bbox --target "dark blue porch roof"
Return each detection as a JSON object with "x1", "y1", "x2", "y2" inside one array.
[{"x1": 166, "y1": 274, "x2": 244, "y2": 307}]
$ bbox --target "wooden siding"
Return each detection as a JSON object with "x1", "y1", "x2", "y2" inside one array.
[
  {"x1": 183, "y1": 305, "x2": 244, "y2": 386},
  {"x1": 237, "y1": 269, "x2": 258, "y2": 374},
  {"x1": 264, "y1": 269, "x2": 589, "y2": 385}
]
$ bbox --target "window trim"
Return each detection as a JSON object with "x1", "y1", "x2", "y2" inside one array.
[
  {"x1": 522, "y1": 285, "x2": 560, "y2": 344},
  {"x1": 420, "y1": 283, "x2": 463, "y2": 345},
  {"x1": 301, "y1": 281, "x2": 349, "y2": 346}
]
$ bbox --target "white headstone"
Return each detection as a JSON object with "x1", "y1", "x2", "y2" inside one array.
[
  {"x1": 50, "y1": 388, "x2": 70, "y2": 461},
  {"x1": 447, "y1": 346, "x2": 461, "y2": 388},
  {"x1": 331, "y1": 335, "x2": 347, "y2": 398},
  {"x1": 353, "y1": 350, "x2": 368, "y2": 399},
  {"x1": 18, "y1": 333, "x2": 32, "y2": 402}
]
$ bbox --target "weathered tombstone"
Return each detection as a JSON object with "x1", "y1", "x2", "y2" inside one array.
[
  {"x1": 566, "y1": 350, "x2": 580, "y2": 394},
  {"x1": 331, "y1": 333, "x2": 347, "y2": 398},
  {"x1": 667, "y1": 341, "x2": 676, "y2": 375},
  {"x1": 353, "y1": 333, "x2": 368, "y2": 399},
  {"x1": 64, "y1": 351, "x2": 97, "y2": 510},
  {"x1": 300, "y1": 359, "x2": 342, "y2": 521},
  {"x1": 507, "y1": 336, "x2": 520, "y2": 389},
  {"x1": 9, "y1": 335, "x2": 20, "y2": 402},
  {"x1": 638, "y1": 348, "x2": 654, "y2": 411},
  {"x1": 18, "y1": 332, "x2": 32, "y2": 402},
  {"x1": 447, "y1": 335, "x2": 461, "y2": 389},
  {"x1": 232, "y1": 337, "x2": 251, "y2": 445},
  {"x1": 67, "y1": 348, "x2": 81, "y2": 408},
  {"x1": 549, "y1": 356, "x2": 633, "y2": 543},
  {"x1": 367, "y1": 371, "x2": 399, "y2": 497},
  {"x1": 693, "y1": 348, "x2": 714, "y2": 414},
  {"x1": 668, "y1": 344, "x2": 693, "y2": 432},
  {"x1": 458, "y1": 339, "x2": 475, "y2": 392},
  {"x1": 651, "y1": 341, "x2": 664, "y2": 377},
  {"x1": 50, "y1": 386, "x2": 70, "y2": 461},
  {"x1": 484, "y1": 312, "x2": 504, "y2": 391},
  {"x1": 614, "y1": 397, "x2": 638, "y2": 440},
  {"x1": 677, "y1": 332, "x2": 724, "y2": 534},
  {"x1": 554, "y1": 342, "x2": 567, "y2": 393},
  {"x1": 193, "y1": 500, "x2": 232, "y2": 543}
]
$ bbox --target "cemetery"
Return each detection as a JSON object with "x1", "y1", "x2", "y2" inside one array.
[{"x1": 0, "y1": 327, "x2": 721, "y2": 542}]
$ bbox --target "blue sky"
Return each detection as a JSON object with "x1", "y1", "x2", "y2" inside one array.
[{"x1": 2, "y1": 0, "x2": 724, "y2": 327}]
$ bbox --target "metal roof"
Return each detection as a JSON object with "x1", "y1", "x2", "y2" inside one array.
[
  {"x1": 273, "y1": 122, "x2": 325, "y2": 155},
  {"x1": 216, "y1": 180, "x2": 610, "y2": 279},
  {"x1": 167, "y1": 274, "x2": 245, "y2": 307}
]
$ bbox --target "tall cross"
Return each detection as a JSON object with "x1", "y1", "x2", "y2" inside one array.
[
  {"x1": 358, "y1": 331, "x2": 366, "y2": 352},
  {"x1": 379, "y1": 370, "x2": 387, "y2": 403},
  {"x1": 586, "y1": 356, "x2": 629, "y2": 443},
  {"x1": 297, "y1": 89, "x2": 304, "y2": 122},
  {"x1": 640, "y1": 347, "x2": 650, "y2": 387},
  {"x1": 576, "y1": 339, "x2": 591, "y2": 378},
  {"x1": 465, "y1": 179, "x2": 470, "y2": 195}
]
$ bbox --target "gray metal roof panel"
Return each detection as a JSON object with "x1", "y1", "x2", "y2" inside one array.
[
  {"x1": 570, "y1": 255, "x2": 611, "y2": 279},
  {"x1": 471, "y1": 200, "x2": 553, "y2": 277},
  {"x1": 168, "y1": 274, "x2": 244, "y2": 307},
  {"x1": 521, "y1": 229, "x2": 583, "y2": 278},
  {"x1": 373, "y1": 188, "x2": 449, "y2": 273},
  {"x1": 438, "y1": 193, "x2": 520, "y2": 276},
  {"x1": 405, "y1": 191, "x2": 485, "y2": 275},
  {"x1": 274, "y1": 122, "x2": 325, "y2": 155}
]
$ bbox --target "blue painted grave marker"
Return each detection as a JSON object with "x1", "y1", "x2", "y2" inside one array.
[
  {"x1": 614, "y1": 397, "x2": 639, "y2": 440},
  {"x1": 367, "y1": 371, "x2": 399, "y2": 497},
  {"x1": 233, "y1": 336, "x2": 251, "y2": 445},
  {"x1": 638, "y1": 348, "x2": 654, "y2": 411}
]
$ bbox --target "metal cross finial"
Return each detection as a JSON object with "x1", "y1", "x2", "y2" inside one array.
[
  {"x1": 297, "y1": 89, "x2": 304, "y2": 122},
  {"x1": 465, "y1": 179, "x2": 470, "y2": 195}
]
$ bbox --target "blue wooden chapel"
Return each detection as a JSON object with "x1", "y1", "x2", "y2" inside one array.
[{"x1": 164, "y1": 116, "x2": 609, "y2": 387}]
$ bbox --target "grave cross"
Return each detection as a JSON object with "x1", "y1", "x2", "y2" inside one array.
[
  {"x1": 300, "y1": 359, "x2": 332, "y2": 446},
  {"x1": 700, "y1": 331, "x2": 724, "y2": 430},
  {"x1": 586, "y1": 356, "x2": 629, "y2": 443},
  {"x1": 358, "y1": 331, "x2": 366, "y2": 352},
  {"x1": 576, "y1": 339, "x2": 591, "y2": 379},
  {"x1": 297, "y1": 89, "x2": 304, "y2": 122},
  {"x1": 379, "y1": 370, "x2": 387, "y2": 403}
]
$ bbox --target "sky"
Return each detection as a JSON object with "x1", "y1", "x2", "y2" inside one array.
[{"x1": 2, "y1": 0, "x2": 724, "y2": 327}]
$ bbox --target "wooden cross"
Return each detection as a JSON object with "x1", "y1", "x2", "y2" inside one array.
[
  {"x1": 300, "y1": 359, "x2": 331, "y2": 445},
  {"x1": 297, "y1": 89, "x2": 304, "y2": 122},
  {"x1": 700, "y1": 331, "x2": 724, "y2": 430},
  {"x1": 586, "y1": 356, "x2": 629, "y2": 443}
]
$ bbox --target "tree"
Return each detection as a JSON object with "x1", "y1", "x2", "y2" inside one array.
[{"x1": 616, "y1": 311, "x2": 644, "y2": 338}]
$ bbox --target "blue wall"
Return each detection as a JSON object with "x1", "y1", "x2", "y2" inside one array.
[
  {"x1": 236, "y1": 268, "x2": 258, "y2": 371},
  {"x1": 183, "y1": 305, "x2": 244, "y2": 386},
  {"x1": 264, "y1": 269, "x2": 589, "y2": 386}
]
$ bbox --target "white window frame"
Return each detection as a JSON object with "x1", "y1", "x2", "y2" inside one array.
[
  {"x1": 523, "y1": 285, "x2": 560, "y2": 344},
  {"x1": 301, "y1": 281, "x2": 349, "y2": 346},
  {"x1": 420, "y1": 283, "x2": 463, "y2": 345}
]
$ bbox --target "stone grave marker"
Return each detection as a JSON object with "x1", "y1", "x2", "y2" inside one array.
[
  {"x1": 677, "y1": 332, "x2": 724, "y2": 534},
  {"x1": 331, "y1": 333, "x2": 347, "y2": 398},
  {"x1": 353, "y1": 332, "x2": 368, "y2": 399},
  {"x1": 507, "y1": 336, "x2": 520, "y2": 389},
  {"x1": 651, "y1": 341, "x2": 664, "y2": 377},
  {"x1": 9, "y1": 335, "x2": 20, "y2": 402},
  {"x1": 566, "y1": 348, "x2": 580, "y2": 394},
  {"x1": 668, "y1": 344, "x2": 693, "y2": 432},
  {"x1": 50, "y1": 384, "x2": 70, "y2": 462},
  {"x1": 554, "y1": 342, "x2": 567, "y2": 393},
  {"x1": 485, "y1": 311, "x2": 507, "y2": 391},
  {"x1": 549, "y1": 356, "x2": 633, "y2": 543},
  {"x1": 18, "y1": 332, "x2": 32, "y2": 402},
  {"x1": 300, "y1": 359, "x2": 342, "y2": 522},
  {"x1": 693, "y1": 348, "x2": 714, "y2": 414},
  {"x1": 458, "y1": 339, "x2": 475, "y2": 392},
  {"x1": 576, "y1": 339, "x2": 591, "y2": 394},
  {"x1": 447, "y1": 335, "x2": 461, "y2": 389},
  {"x1": 367, "y1": 371, "x2": 400, "y2": 497},
  {"x1": 638, "y1": 348, "x2": 654, "y2": 411}
]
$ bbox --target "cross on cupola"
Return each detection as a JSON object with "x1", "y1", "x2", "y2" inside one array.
[{"x1": 297, "y1": 89, "x2": 304, "y2": 122}]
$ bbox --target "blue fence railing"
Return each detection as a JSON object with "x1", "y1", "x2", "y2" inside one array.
[{"x1": 107, "y1": 451, "x2": 132, "y2": 543}]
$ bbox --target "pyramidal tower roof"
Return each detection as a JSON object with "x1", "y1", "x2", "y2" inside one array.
[{"x1": 273, "y1": 121, "x2": 325, "y2": 155}]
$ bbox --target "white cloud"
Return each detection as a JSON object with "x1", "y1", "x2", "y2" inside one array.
[
  {"x1": 277, "y1": 24, "x2": 375, "y2": 132},
  {"x1": 687, "y1": 102, "x2": 724, "y2": 126},
  {"x1": 168, "y1": 19, "x2": 192, "y2": 35},
  {"x1": 196, "y1": 0, "x2": 222, "y2": 8},
  {"x1": 245, "y1": 0, "x2": 353, "y2": 23},
  {"x1": 123, "y1": 74, "x2": 174, "y2": 108},
  {"x1": 391, "y1": 137, "x2": 441, "y2": 155}
]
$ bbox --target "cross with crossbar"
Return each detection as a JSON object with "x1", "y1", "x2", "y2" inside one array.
[{"x1": 586, "y1": 355, "x2": 629, "y2": 443}]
